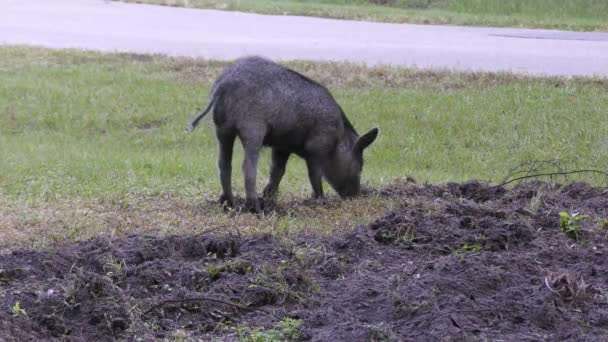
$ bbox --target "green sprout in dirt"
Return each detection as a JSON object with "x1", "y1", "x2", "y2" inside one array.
[
  {"x1": 100, "y1": 255, "x2": 127, "y2": 276},
  {"x1": 595, "y1": 289, "x2": 608, "y2": 305},
  {"x1": 289, "y1": 243, "x2": 324, "y2": 268},
  {"x1": 234, "y1": 317, "x2": 302, "y2": 342},
  {"x1": 248, "y1": 265, "x2": 312, "y2": 305},
  {"x1": 271, "y1": 214, "x2": 294, "y2": 236},
  {"x1": 208, "y1": 258, "x2": 253, "y2": 281},
  {"x1": 454, "y1": 243, "x2": 482, "y2": 254},
  {"x1": 207, "y1": 263, "x2": 223, "y2": 281},
  {"x1": 396, "y1": 225, "x2": 417, "y2": 248},
  {"x1": 374, "y1": 223, "x2": 417, "y2": 248},
  {"x1": 597, "y1": 217, "x2": 608, "y2": 230},
  {"x1": 11, "y1": 301, "x2": 29, "y2": 319},
  {"x1": 559, "y1": 211, "x2": 589, "y2": 240}
]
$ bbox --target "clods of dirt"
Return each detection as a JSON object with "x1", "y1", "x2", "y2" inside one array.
[{"x1": 1, "y1": 180, "x2": 608, "y2": 341}]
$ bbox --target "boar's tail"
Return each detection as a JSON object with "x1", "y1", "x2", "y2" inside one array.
[{"x1": 185, "y1": 98, "x2": 215, "y2": 133}]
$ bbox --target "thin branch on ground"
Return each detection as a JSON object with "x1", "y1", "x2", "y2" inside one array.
[
  {"x1": 487, "y1": 169, "x2": 608, "y2": 190},
  {"x1": 544, "y1": 276, "x2": 561, "y2": 295}
]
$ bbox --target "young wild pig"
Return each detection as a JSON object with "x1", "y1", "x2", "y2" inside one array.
[{"x1": 187, "y1": 56, "x2": 378, "y2": 213}]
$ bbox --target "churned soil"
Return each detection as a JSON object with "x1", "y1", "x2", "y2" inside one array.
[{"x1": 1, "y1": 180, "x2": 608, "y2": 341}]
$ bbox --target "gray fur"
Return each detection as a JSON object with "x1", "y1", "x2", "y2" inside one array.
[{"x1": 187, "y1": 56, "x2": 378, "y2": 212}]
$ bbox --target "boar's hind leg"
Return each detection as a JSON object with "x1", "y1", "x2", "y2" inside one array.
[
  {"x1": 306, "y1": 157, "x2": 324, "y2": 199},
  {"x1": 217, "y1": 130, "x2": 236, "y2": 209},
  {"x1": 240, "y1": 135, "x2": 264, "y2": 213},
  {"x1": 263, "y1": 149, "x2": 290, "y2": 199}
]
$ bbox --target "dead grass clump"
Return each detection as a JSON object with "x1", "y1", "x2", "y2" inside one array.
[
  {"x1": 286, "y1": 60, "x2": 534, "y2": 91},
  {"x1": 544, "y1": 272, "x2": 589, "y2": 303}
]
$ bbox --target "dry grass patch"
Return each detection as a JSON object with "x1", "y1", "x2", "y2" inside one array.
[
  {"x1": 0, "y1": 193, "x2": 401, "y2": 249},
  {"x1": 5, "y1": 46, "x2": 575, "y2": 92}
]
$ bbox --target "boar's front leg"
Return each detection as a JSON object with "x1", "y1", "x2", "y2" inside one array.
[
  {"x1": 217, "y1": 130, "x2": 236, "y2": 209},
  {"x1": 263, "y1": 149, "x2": 290, "y2": 199},
  {"x1": 306, "y1": 157, "x2": 324, "y2": 200}
]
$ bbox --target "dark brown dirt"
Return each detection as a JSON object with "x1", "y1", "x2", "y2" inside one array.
[{"x1": 2, "y1": 180, "x2": 608, "y2": 341}]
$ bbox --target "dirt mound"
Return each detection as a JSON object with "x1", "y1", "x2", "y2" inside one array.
[
  {"x1": 0, "y1": 233, "x2": 306, "y2": 341},
  {"x1": 1, "y1": 180, "x2": 608, "y2": 341}
]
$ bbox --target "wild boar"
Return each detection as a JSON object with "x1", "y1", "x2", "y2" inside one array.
[{"x1": 187, "y1": 56, "x2": 378, "y2": 213}]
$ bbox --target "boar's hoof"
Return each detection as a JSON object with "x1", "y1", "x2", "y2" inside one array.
[
  {"x1": 304, "y1": 196, "x2": 327, "y2": 207},
  {"x1": 219, "y1": 194, "x2": 235, "y2": 211},
  {"x1": 315, "y1": 197, "x2": 328, "y2": 206},
  {"x1": 262, "y1": 184, "x2": 277, "y2": 199},
  {"x1": 245, "y1": 198, "x2": 262, "y2": 214}
]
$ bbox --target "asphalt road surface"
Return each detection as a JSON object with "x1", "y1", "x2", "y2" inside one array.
[{"x1": 2, "y1": 0, "x2": 607, "y2": 77}]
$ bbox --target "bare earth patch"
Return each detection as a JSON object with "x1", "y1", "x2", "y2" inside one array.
[{"x1": 1, "y1": 180, "x2": 608, "y2": 340}]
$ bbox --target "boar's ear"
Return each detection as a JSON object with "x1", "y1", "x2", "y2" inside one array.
[{"x1": 353, "y1": 127, "x2": 379, "y2": 155}]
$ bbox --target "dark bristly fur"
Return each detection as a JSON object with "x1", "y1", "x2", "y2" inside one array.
[{"x1": 187, "y1": 56, "x2": 378, "y2": 213}]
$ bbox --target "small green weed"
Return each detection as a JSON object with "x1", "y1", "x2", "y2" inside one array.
[
  {"x1": 595, "y1": 289, "x2": 608, "y2": 305},
  {"x1": 454, "y1": 243, "x2": 482, "y2": 254},
  {"x1": 248, "y1": 267, "x2": 301, "y2": 304},
  {"x1": 100, "y1": 255, "x2": 127, "y2": 275},
  {"x1": 374, "y1": 223, "x2": 416, "y2": 247},
  {"x1": 11, "y1": 301, "x2": 29, "y2": 319},
  {"x1": 597, "y1": 217, "x2": 608, "y2": 230},
  {"x1": 395, "y1": 224, "x2": 417, "y2": 248},
  {"x1": 207, "y1": 263, "x2": 222, "y2": 281},
  {"x1": 559, "y1": 211, "x2": 589, "y2": 240},
  {"x1": 529, "y1": 192, "x2": 544, "y2": 212},
  {"x1": 234, "y1": 317, "x2": 302, "y2": 342},
  {"x1": 290, "y1": 243, "x2": 324, "y2": 267},
  {"x1": 208, "y1": 259, "x2": 253, "y2": 281},
  {"x1": 271, "y1": 214, "x2": 293, "y2": 235}
]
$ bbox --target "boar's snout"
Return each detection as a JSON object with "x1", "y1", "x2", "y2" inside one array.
[{"x1": 336, "y1": 184, "x2": 360, "y2": 198}]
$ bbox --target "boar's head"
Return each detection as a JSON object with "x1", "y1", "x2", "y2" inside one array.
[{"x1": 324, "y1": 127, "x2": 379, "y2": 198}]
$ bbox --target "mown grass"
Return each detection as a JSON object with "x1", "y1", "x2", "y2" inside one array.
[
  {"x1": 121, "y1": 0, "x2": 608, "y2": 31},
  {"x1": 1, "y1": 46, "x2": 607, "y2": 247}
]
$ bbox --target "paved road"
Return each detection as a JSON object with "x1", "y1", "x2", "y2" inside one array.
[{"x1": 2, "y1": 0, "x2": 607, "y2": 77}]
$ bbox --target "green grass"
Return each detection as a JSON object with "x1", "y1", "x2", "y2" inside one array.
[
  {"x1": 2, "y1": 46, "x2": 606, "y2": 201},
  {"x1": 1, "y1": 46, "x2": 607, "y2": 247},
  {"x1": 122, "y1": 0, "x2": 608, "y2": 31}
]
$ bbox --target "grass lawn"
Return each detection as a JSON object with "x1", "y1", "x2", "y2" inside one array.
[
  {"x1": 121, "y1": 0, "x2": 608, "y2": 31},
  {"x1": 1, "y1": 46, "x2": 607, "y2": 247}
]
